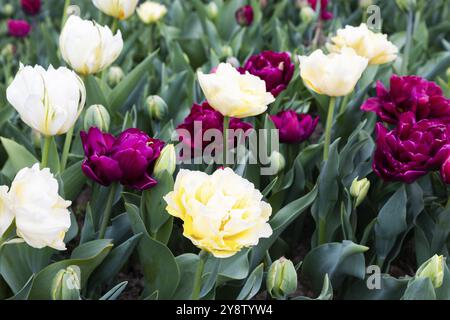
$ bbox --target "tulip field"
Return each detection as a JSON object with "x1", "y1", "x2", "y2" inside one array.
[{"x1": 1, "y1": 0, "x2": 450, "y2": 302}]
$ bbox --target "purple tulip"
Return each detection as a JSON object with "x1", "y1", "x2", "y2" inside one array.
[
  {"x1": 21, "y1": 0, "x2": 41, "y2": 15},
  {"x1": 270, "y1": 110, "x2": 319, "y2": 144},
  {"x1": 441, "y1": 156, "x2": 450, "y2": 184},
  {"x1": 176, "y1": 101, "x2": 253, "y2": 151},
  {"x1": 81, "y1": 127, "x2": 164, "y2": 190},
  {"x1": 373, "y1": 112, "x2": 450, "y2": 183},
  {"x1": 240, "y1": 51, "x2": 295, "y2": 97},
  {"x1": 361, "y1": 75, "x2": 450, "y2": 124},
  {"x1": 308, "y1": 0, "x2": 333, "y2": 20},
  {"x1": 235, "y1": 5, "x2": 254, "y2": 26},
  {"x1": 7, "y1": 20, "x2": 31, "y2": 38}
]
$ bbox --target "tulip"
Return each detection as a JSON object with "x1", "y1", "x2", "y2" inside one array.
[
  {"x1": 440, "y1": 156, "x2": 450, "y2": 184},
  {"x1": 59, "y1": 15, "x2": 123, "y2": 75},
  {"x1": 373, "y1": 112, "x2": 450, "y2": 183},
  {"x1": 164, "y1": 168, "x2": 272, "y2": 258},
  {"x1": 198, "y1": 63, "x2": 275, "y2": 118},
  {"x1": 350, "y1": 177, "x2": 370, "y2": 208},
  {"x1": 327, "y1": 23, "x2": 398, "y2": 65},
  {"x1": 81, "y1": 127, "x2": 164, "y2": 190},
  {"x1": 206, "y1": 2, "x2": 219, "y2": 20},
  {"x1": 416, "y1": 255, "x2": 445, "y2": 289},
  {"x1": 299, "y1": 48, "x2": 368, "y2": 97},
  {"x1": 176, "y1": 101, "x2": 252, "y2": 151},
  {"x1": 153, "y1": 144, "x2": 176, "y2": 178},
  {"x1": 9, "y1": 164, "x2": 71, "y2": 250},
  {"x1": 300, "y1": 6, "x2": 315, "y2": 23},
  {"x1": 269, "y1": 151, "x2": 286, "y2": 175},
  {"x1": 361, "y1": 75, "x2": 450, "y2": 124},
  {"x1": 6, "y1": 64, "x2": 86, "y2": 136},
  {"x1": 359, "y1": 0, "x2": 373, "y2": 8},
  {"x1": 52, "y1": 266, "x2": 81, "y2": 300},
  {"x1": 3, "y1": 4, "x2": 14, "y2": 17},
  {"x1": 84, "y1": 105, "x2": 111, "y2": 132},
  {"x1": 307, "y1": 0, "x2": 333, "y2": 20},
  {"x1": 0, "y1": 186, "x2": 13, "y2": 239},
  {"x1": 92, "y1": 0, "x2": 139, "y2": 20},
  {"x1": 21, "y1": 0, "x2": 41, "y2": 15},
  {"x1": 7, "y1": 19, "x2": 31, "y2": 38},
  {"x1": 107, "y1": 66, "x2": 124, "y2": 87},
  {"x1": 146, "y1": 95, "x2": 168, "y2": 121},
  {"x1": 137, "y1": 1, "x2": 167, "y2": 24},
  {"x1": 270, "y1": 110, "x2": 318, "y2": 144},
  {"x1": 235, "y1": 5, "x2": 254, "y2": 26},
  {"x1": 266, "y1": 257, "x2": 298, "y2": 299},
  {"x1": 239, "y1": 51, "x2": 295, "y2": 97}
]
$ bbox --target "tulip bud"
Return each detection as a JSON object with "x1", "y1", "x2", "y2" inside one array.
[
  {"x1": 206, "y1": 2, "x2": 218, "y2": 20},
  {"x1": 350, "y1": 177, "x2": 370, "y2": 208},
  {"x1": 153, "y1": 144, "x2": 176, "y2": 178},
  {"x1": 416, "y1": 255, "x2": 445, "y2": 289},
  {"x1": 226, "y1": 57, "x2": 240, "y2": 69},
  {"x1": 107, "y1": 66, "x2": 124, "y2": 87},
  {"x1": 146, "y1": 95, "x2": 168, "y2": 121},
  {"x1": 84, "y1": 104, "x2": 110, "y2": 132},
  {"x1": 359, "y1": 0, "x2": 373, "y2": 8},
  {"x1": 51, "y1": 266, "x2": 81, "y2": 300},
  {"x1": 267, "y1": 257, "x2": 298, "y2": 299},
  {"x1": 221, "y1": 45, "x2": 233, "y2": 58},
  {"x1": 300, "y1": 6, "x2": 315, "y2": 23},
  {"x1": 446, "y1": 67, "x2": 450, "y2": 80},
  {"x1": 269, "y1": 151, "x2": 286, "y2": 175},
  {"x1": 3, "y1": 4, "x2": 14, "y2": 17},
  {"x1": 1, "y1": 44, "x2": 14, "y2": 60}
]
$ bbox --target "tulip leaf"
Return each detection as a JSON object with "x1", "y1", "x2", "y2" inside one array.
[
  {"x1": 402, "y1": 277, "x2": 436, "y2": 300},
  {"x1": 0, "y1": 137, "x2": 38, "y2": 178},
  {"x1": 84, "y1": 75, "x2": 108, "y2": 108},
  {"x1": 99, "y1": 281, "x2": 128, "y2": 300},
  {"x1": 343, "y1": 274, "x2": 409, "y2": 300},
  {"x1": 236, "y1": 263, "x2": 264, "y2": 300},
  {"x1": 61, "y1": 160, "x2": 87, "y2": 201},
  {"x1": 293, "y1": 274, "x2": 333, "y2": 300},
  {"x1": 172, "y1": 254, "x2": 201, "y2": 299}
]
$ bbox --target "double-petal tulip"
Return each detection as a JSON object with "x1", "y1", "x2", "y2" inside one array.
[
  {"x1": 373, "y1": 112, "x2": 450, "y2": 183},
  {"x1": 0, "y1": 186, "x2": 13, "y2": 238},
  {"x1": 361, "y1": 74, "x2": 450, "y2": 124},
  {"x1": 21, "y1": 0, "x2": 41, "y2": 15},
  {"x1": 441, "y1": 156, "x2": 450, "y2": 184},
  {"x1": 164, "y1": 168, "x2": 272, "y2": 258},
  {"x1": 7, "y1": 19, "x2": 31, "y2": 38},
  {"x1": 59, "y1": 15, "x2": 123, "y2": 75},
  {"x1": 81, "y1": 127, "x2": 164, "y2": 190},
  {"x1": 270, "y1": 110, "x2": 318, "y2": 144},
  {"x1": 235, "y1": 5, "x2": 254, "y2": 26},
  {"x1": 198, "y1": 63, "x2": 275, "y2": 118},
  {"x1": 308, "y1": 0, "x2": 333, "y2": 20},
  {"x1": 6, "y1": 64, "x2": 86, "y2": 136},
  {"x1": 92, "y1": 0, "x2": 139, "y2": 20},
  {"x1": 299, "y1": 48, "x2": 368, "y2": 97},
  {"x1": 240, "y1": 51, "x2": 295, "y2": 97},
  {"x1": 327, "y1": 23, "x2": 398, "y2": 65}
]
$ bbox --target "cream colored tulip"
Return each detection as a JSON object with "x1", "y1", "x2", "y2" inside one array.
[
  {"x1": 197, "y1": 63, "x2": 275, "y2": 118},
  {"x1": 0, "y1": 186, "x2": 13, "y2": 238},
  {"x1": 164, "y1": 168, "x2": 273, "y2": 258},
  {"x1": 92, "y1": 0, "x2": 139, "y2": 20},
  {"x1": 60, "y1": 15, "x2": 123, "y2": 75},
  {"x1": 327, "y1": 23, "x2": 398, "y2": 65},
  {"x1": 6, "y1": 64, "x2": 86, "y2": 136},
  {"x1": 299, "y1": 48, "x2": 368, "y2": 97},
  {"x1": 9, "y1": 164, "x2": 71, "y2": 250},
  {"x1": 137, "y1": 1, "x2": 167, "y2": 24}
]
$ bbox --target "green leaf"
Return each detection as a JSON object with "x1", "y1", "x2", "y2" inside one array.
[
  {"x1": 236, "y1": 263, "x2": 264, "y2": 300},
  {"x1": 1, "y1": 137, "x2": 38, "y2": 178},
  {"x1": 99, "y1": 281, "x2": 128, "y2": 300},
  {"x1": 84, "y1": 75, "x2": 108, "y2": 108},
  {"x1": 402, "y1": 277, "x2": 436, "y2": 300},
  {"x1": 172, "y1": 254, "x2": 201, "y2": 299},
  {"x1": 61, "y1": 160, "x2": 87, "y2": 201}
]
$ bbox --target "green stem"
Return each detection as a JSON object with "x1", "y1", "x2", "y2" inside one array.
[
  {"x1": 191, "y1": 250, "x2": 207, "y2": 300},
  {"x1": 111, "y1": 19, "x2": 119, "y2": 33},
  {"x1": 41, "y1": 135, "x2": 52, "y2": 169},
  {"x1": 323, "y1": 97, "x2": 336, "y2": 161},
  {"x1": 60, "y1": 126, "x2": 74, "y2": 172},
  {"x1": 98, "y1": 183, "x2": 118, "y2": 239},
  {"x1": 223, "y1": 116, "x2": 230, "y2": 167},
  {"x1": 318, "y1": 218, "x2": 327, "y2": 245},
  {"x1": 401, "y1": 8, "x2": 414, "y2": 75},
  {"x1": 61, "y1": 0, "x2": 70, "y2": 26},
  {"x1": 338, "y1": 93, "x2": 350, "y2": 115}
]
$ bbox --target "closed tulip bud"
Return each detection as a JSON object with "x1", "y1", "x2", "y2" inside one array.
[
  {"x1": 107, "y1": 66, "x2": 124, "y2": 87},
  {"x1": 146, "y1": 95, "x2": 168, "y2": 121},
  {"x1": 446, "y1": 67, "x2": 450, "y2": 80},
  {"x1": 1, "y1": 44, "x2": 14, "y2": 60},
  {"x1": 359, "y1": 0, "x2": 373, "y2": 8},
  {"x1": 416, "y1": 255, "x2": 445, "y2": 289},
  {"x1": 51, "y1": 266, "x2": 81, "y2": 300},
  {"x1": 350, "y1": 177, "x2": 370, "y2": 208},
  {"x1": 269, "y1": 151, "x2": 286, "y2": 175},
  {"x1": 206, "y1": 2, "x2": 218, "y2": 19},
  {"x1": 226, "y1": 56, "x2": 240, "y2": 69},
  {"x1": 137, "y1": 1, "x2": 167, "y2": 24},
  {"x1": 84, "y1": 105, "x2": 110, "y2": 132},
  {"x1": 3, "y1": 4, "x2": 14, "y2": 16},
  {"x1": 300, "y1": 6, "x2": 315, "y2": 23},
  {"x1": 93, "y1": 0, "x2": 139, "y2": 20},
  {"x1": 221, "y1": 45, "x2": 233, "y2": 58},
  {"x1": 154, "y1": 144, "x2": 176, "y2": 178},
  {"x1": 267, "y1": 257, "x2": 298, "y2": 299}
]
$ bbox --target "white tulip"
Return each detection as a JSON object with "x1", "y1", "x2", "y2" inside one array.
[
  {"x1": 6, "y1": 64, "x2": 86, "y2": 136},
  {"x1": 9, "y1": 164, "x2": 71, "y2": 250},
  {"x1": 0, "y1": 186, "x2": 13, "y2": 239},
  {"x1": 137, "y1": 1, "x2": 167, "y2": 24},
  {"x1": 59, "y1": 15, "x2": 123, "y2": 75},
  {"x1": 92, "y1": 0, "x2": 139, "y2": 20},
  {"x1": 197, "y1": 63, "x2": 275, "y2": 118}
]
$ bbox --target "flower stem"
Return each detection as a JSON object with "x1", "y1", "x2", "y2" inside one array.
[
  {"x1": 98, "y1": 183, "x2": 118, "y2": 239},
  {"x1": 191, "y1": 250, "x2": 207, "y2": 300},
  {"x1": 60, "y1": 126, "x2": 74, "y2": 172},
  {"x1": 323, "y1": 97, "x2": 336, "y2": 161},
  {"x1": 61, "y1": 0, "x2": 70, "y2": 26},
  {"x1": 318, "y1": 218, "x2": 327, "y2": 245},
  {"x1": 41, "y1": 135, "x2": 52, "y2": 169},
  {"x1": 223, "y1": 116, "x2": 230, "y2": 167},
  {"x1": 111, "y1": 19, "x2": 119, "y2": 34}
]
